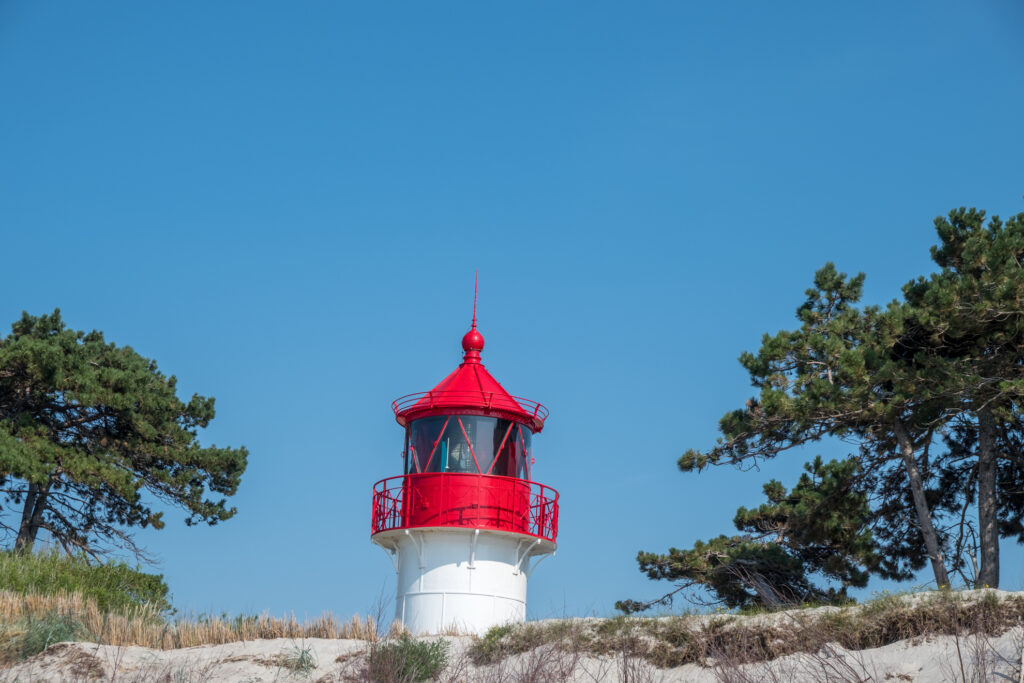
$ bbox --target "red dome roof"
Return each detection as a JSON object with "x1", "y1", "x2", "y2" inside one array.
[{"x1": 392, "y1": 324, "x2": 547, "y2": 432}]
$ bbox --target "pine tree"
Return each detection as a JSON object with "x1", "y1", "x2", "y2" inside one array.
[
  {"x1": 677, "y1": 264, "x2": 952, "y2": 587},
  {"x1": 632, "y1": 204, "x2": 1024, "y2": 603},
  {"x1": 0, "y1": 310, "x2": 248, "y2": 559},
  {"x1": 618, "y1": 457, "x2": 881, "y2": 611},
  {"x1": 901, "y1": 207, "x2": 1024, "y2": 588}
]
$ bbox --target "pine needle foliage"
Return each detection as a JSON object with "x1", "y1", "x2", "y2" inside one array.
[
  {"x1": 671, "y1": 261, "x2": 956, "y2": 589},
  {"x1": 631, "y1": 202, "x2": 1024, "y2": 608},
  {"x1": 0, "y1": 309, "x2": 248, "y2": 558},
  {"x1": 618, "y1": 457, "x2": 876, "y2": 612},
  {"x1": 900, "y1": 207, "x2": 1024, "y2": 588}
]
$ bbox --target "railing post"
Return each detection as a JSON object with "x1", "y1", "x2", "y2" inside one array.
[
  {"x1": 401, "y1": 476, "x2": 410, "y2": 529},
  {"x1": 390, "y1": 484, "x2": 398, "y2": 530},
  {"x1": 534, "y1": 487, "x2": 543, "y2": 538}
]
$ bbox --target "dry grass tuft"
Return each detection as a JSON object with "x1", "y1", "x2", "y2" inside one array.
[
  {"x1": 0, "y1": 588, "x2": 377, "y2": 663},
  {"x1": 468, "y1": 589, "x2": 1024, "y2": 673}
]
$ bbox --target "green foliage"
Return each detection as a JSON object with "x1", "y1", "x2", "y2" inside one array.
[
  {"x1": 470, "y1": 592, "x2": 1024, "y2": 672},
  {"x1": 621, "y1": 537, "x2": 806, "y2": 612},
  {"x1": 657, "y1": 202, "x2": 1024, "y2": 607},
  {"x1": 474, "y1": 623, "x2": 517, "y2": 664},
  {"x1": 368, "y1": 635, "x2": 449, "y2": 682},
  {"x1": 676, "y1": 262, "x2": 940, "y2": 476},
  {"x1": 901, "y1": 207, "x2": 1024, "y2": 587},
  {"x1": 619, "y1": 457, "x2": 873, "y2": 611},
  {"x1": 17, "y1": 610, "x2": 83, "y2": 660},
  {"x1": 0, "y1": 309, "x2": 248, "y2": 557},
  {"x1": 468, "y1": 621, "x2": 584, "y2": 666},
  {"x1": 0, "y1": 549, "x2": 170, "y2": 613},
  {"x1": 670, "y1": 258, "x2": 960, "y2": 590},
  {"x1": 282, "y1": 641, "x2": 318, "y2": 676},
  {"x1": 734, "y1": 457, "x2": 879, "y2": 585}
]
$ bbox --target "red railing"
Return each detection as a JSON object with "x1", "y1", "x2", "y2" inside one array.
[
  {"x1": 392, "y1": 391, "x2": 549, "y2": 424},
  {"x1": 371, "y1": 473, "x2": 559, "y2": 544}
]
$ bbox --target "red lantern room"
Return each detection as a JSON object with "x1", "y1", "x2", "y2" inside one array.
[
  {"x1": 370, "y1": 294, "x2": 559, "y2": 634},
  {"x1": 371, "y1": 315, "x2": 558, "y2": 542}
]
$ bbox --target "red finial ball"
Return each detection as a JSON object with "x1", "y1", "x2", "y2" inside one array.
[{"x1": 462, "y1": 327, "x2": 485, "y2": 353}]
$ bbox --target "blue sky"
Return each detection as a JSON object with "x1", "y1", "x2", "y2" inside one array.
[{"x1": 2, "y1": 1, "x2": 1023, "y2": 620}]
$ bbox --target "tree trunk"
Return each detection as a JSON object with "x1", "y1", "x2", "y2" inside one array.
[
  {"x1": 15, "y1": 484, "x2": 39, "y2": 552},
  {"x1": 976, "y1": 408, "x2": 999, "y2": 588},
  {"x1": 893, "y1": 418, "x2": 951, "y2": 588},
  {"x1": 15, "y1": 482, "x2": 50, "y2": 553}
]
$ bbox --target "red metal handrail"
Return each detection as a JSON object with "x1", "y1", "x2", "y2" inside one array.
[
  {"x1": 392, "y1": 391, "x2": 549, "y2": 423},
  {"x1": 371, "y1": 473, "x2": 559, "y2": 544}
]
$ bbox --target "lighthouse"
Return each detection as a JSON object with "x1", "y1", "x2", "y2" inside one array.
[{"x1": 370, "y1": 306, "x2": 558, "y2": 635}]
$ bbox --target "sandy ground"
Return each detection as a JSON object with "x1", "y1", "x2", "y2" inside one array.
[
  {"x1": 0, "y1": 627, "x2": 1021, "y2": 682},
  {"x1": 3, "y1": 592, "x2": 1023, "y2": 682}
]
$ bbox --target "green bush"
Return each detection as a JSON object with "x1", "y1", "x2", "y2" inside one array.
[
  {"x1": 282, "y1": 641, "x2": 318, "y2": 676},
  {"x1": 368, "y1": 635, "x2": 449, "y2": 682},
  {"x1": 473, "y1": 623, "x2": 516, "y2": 664},
  {"x1": 18, "y1": 610, "x2": 83, "y2": 659},
  {"x1": 0, "y1": 550, "x2": 170, "y2": 613},
  {"x1": 469, "y1": 622, "x2": 568, "y2": 665}
]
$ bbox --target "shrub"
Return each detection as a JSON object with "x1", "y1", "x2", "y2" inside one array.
[
  {"x1": 281, "y1": 641, "x2": 318, "y2": 676},
  {"x1": 368, "y1": 634, "x2": 449, "y2": 682},
  {"x1": 18, "y1": 610, "x2": 83, "y2": 659},
  {"x1": 0, "y1": 550, "x2": 170, "y2": 613},
  {"x1": 470, "y1": 621, "x2": 566, "y2": 665},
  {"x1": 473, "y1": 623, "x2": 517, "y2": 665}
]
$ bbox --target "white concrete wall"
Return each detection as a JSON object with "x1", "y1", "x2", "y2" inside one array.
[{"x1": 376, "y1": 528, "x2": 553, "y2": 635}]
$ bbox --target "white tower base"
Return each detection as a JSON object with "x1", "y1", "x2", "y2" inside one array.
[{"x1": 373, "y1": 527, "x2": 555, "y2": 636}]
